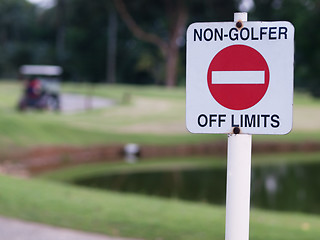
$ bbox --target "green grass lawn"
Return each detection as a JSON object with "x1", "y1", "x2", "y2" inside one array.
[
  {"x1": 0, "y1": 81, "x2": 217, "y2": 147},
  {"x1": 0, "y1": 81, "x2": 320, "y2": 148},
  {"x1": 35, "y1": 152, "x2": 320, "y2": 239},
  {"x1": 1, "y1": 174, "x2": 320, "y2": 240},
  {"x1": 1, "y1": 81, "x2": 320, "y2": 239}
]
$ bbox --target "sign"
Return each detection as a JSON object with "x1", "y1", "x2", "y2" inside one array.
[
  {"x1": 207, "y1": 45, "x2": 269, "y2": 110},
  {"x1": 186, "y1": 21, "x2": 294, "y2": 135}
]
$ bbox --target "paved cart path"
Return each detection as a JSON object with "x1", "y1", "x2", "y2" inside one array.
[
  {"x1": 0, "y1": 216, "x2": 141, "y2": 240},
  {"x1": 60, "y1": 93, "x2": 115, "y2": 113}
]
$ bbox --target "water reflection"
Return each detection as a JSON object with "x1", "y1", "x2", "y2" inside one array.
[
  {"x1": 74, "y1": 163, "x2": 320, "y2": 214},
  {"x1": 252, "y1": 164, "x2": 320, "y2": 213}
]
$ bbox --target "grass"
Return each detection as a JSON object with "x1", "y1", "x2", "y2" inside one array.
[
  {"x1": 1, "y1": 174, "x2": 320, "y2": 240},
  {"x1": 1, "y1": 81, "x2": 320, "y2": 239},
  {"x1": 0, "y1": 81, "x2": 320, "y2": 148},
  {"x1": 39, "y1": 157, "x2": 226, "y2": 182},
  {"x1": 0, "y1": 81, "x2": 220, "y2": 147},
  {"x1": 39, "y1": 151, "x2": 320, "y2": 183}
]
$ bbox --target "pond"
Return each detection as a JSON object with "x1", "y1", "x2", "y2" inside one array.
[{"x1": 73, "y1": 162, "x2": 320, "y2": 214}]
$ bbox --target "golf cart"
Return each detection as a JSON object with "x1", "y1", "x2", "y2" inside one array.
[{"x1": 17, "y1": 65, "x2": 62, "y2": 111}]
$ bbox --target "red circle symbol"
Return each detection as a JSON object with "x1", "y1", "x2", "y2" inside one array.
[{"x1": 207, "y1": 45, "x2": 269, "y2": 110}]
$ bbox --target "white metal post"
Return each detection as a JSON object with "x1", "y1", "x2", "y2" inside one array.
[
  {"x1": 225, "y1": 12, "x2": 252, "y2": 240},
  {"x1": 225, "y1": 134, "x2": 252, "y2": 240}
]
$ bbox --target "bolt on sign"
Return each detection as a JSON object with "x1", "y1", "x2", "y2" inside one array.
[{"x1": 186, "y1": 21, "x2": 294, "y2": 135}]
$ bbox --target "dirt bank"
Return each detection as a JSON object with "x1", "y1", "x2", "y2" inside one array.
[{"x1": 1, "y1": 141, "x2": 320, "y2": 176}]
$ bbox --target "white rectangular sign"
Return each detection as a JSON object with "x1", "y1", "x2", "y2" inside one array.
[{"x1": 186, "y1": 21, "x2": 294, "y2": 135}]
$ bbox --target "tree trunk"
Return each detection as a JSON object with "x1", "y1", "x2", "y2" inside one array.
[
  {"x1": 165, "y1": 45, "x2": 179, "y2": 87},
  {"x1": 106, "y1": 7, "x2": 117, "y2": 83},
  {"x1": 113, "y1": 0, "x2": 187, "y2": 87},
  {"x1": 56, "y1": 0, "x2": 66, "y2": 65}
]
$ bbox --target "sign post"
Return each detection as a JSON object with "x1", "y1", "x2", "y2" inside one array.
[
  {"x1": 224, "y1": 13, "x2": 251, "y2": 240},
  {"x1": 226, "y1": 133, "x2": 251, "y2": 240},
  {"x1": 186, "y1": 12, "x2": 294, "y2": 240}
]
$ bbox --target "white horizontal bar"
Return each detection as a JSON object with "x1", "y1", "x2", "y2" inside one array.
[{"x1": 212, "y1": 71, "x2": 264, "y2": 84}]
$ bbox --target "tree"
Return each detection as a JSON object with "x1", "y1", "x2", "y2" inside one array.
[
  {"x1": 56, "y1": 0, "x2": 67, "y2": 65},
  {"x1": 250, "y1": 0, "x2": 320, "y2": 97},
  {"x1": 0, "y1": 0, "x2": 38, "y2": 76},
  {"x1": 113, "y1": 0, "x2": 188, "y2": 87},
  {"x1": 106, "y1": 3, "x2": 117, "y2": 84},
  {"x1": 62, "y1": 0, "x2": 109, "y2": 82}
]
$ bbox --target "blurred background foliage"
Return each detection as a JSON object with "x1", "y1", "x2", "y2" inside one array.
[{"x1": 0, "y1": 0, "x2": 319, "y2": 95}]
